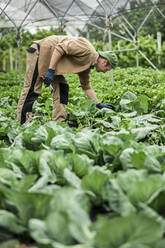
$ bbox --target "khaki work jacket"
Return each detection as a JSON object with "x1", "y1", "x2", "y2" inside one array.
[{"x1": 33, "y1": 35, "x2": 99, "y2": 90}]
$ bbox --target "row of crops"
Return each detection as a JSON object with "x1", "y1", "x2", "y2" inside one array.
[{"x1": 0, "y1": 67, "x2": 165, "y2": 248}]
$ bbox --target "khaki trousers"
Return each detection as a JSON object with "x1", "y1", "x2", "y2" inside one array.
[{"x1": 17, "y1": 45, "x2": 68, "y2": 124}]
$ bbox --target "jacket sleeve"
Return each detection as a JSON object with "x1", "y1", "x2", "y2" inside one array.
[
  {"x1": 78, "y1": 68, "x2": 92, "y2": 90},
  {"x1": 49, "y1": 38, "x2": 91, "y2": 69}
]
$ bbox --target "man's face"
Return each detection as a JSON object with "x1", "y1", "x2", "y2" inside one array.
[{"x1": 95, "y1": 57, "x2": 112, "y2": 73}]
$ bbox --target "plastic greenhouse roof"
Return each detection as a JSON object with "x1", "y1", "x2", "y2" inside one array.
[
  {"x1": 1, "y1": 0, "x2": 165, "y2": 74},
  {"x1": 0, "y1": 0, "x2": 164, "y2": 33}
]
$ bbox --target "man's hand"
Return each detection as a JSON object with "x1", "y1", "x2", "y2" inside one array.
[
  {"x1": 43, "y1": 69, "x2": 55, "y2": 87},
  {"x1": 96, "y1": 102, "x2": 115, "y2": 110}
]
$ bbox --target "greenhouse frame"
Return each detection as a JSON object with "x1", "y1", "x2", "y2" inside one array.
[
  {"x1": 1, "y1": 1, "x2": 165, "y2": 247},
  {"x1": 0, "y1": 0, "x2": 165, "y2": 80}
]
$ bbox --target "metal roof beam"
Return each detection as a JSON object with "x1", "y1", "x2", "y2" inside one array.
[
  {"x1": 0, "y1": 0, "x2": 12, "y2": 17},
  {"x1": 0, "y1": 6, "x2": 17, "y2": 29},
  {"x1": 62, "y1": 0, "x2": 76, "y2": 18},
  {"x1": 41, "y1": 0, "x2": 60, "y2": 26},
  {"x1": 137, "y1": 6, "x2": 154, "y2": 33},
  {"x1": 18, "y1": 0, "x2": 39, "y2": 29}
]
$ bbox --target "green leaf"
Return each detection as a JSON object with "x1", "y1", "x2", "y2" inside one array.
[
  {"x1": 119, "y1": 148, "x2": 135, "y2": 170},
  {"x1": 101, "y1": 135, "x2": 123, "y2": 156},
  {"x1": 120, "y1": 92, "x2": 149, "y2": 115},
  {"x1": 120, "y1": 244, "x2": 151, "y2": 248},
  {"x1": 32, "y1": 125, "x2": 48, "y2": 141},
  {"x1": 133, "y1": 95, "x2": 149, "y2": 114},
  {"x1": 143, "y1": 153, "x2": 161, "y2": 173},
  {"x1": 0, "y1": 148, "x2": 10, "y2": 168},
  {"x1": 21, "y1": 125, "x2": 45, "y2": 150},
  {"x1": 38, "y1": 150, "x2": 57, "y2": 182},
  {"x1": 93, "y1": 120, "x2": 114, "y2": 129},
  {"x1": 149, "y1": 190, "x2": 165, "y2": 216},
  {"x1": 7, "y1": 191, "x2": 52, "y2": 225},
  {"x1": 133, "y1": 114, "x2": 161, "y2": 125},
  {"x1": 50, "y1": 243, "x2": 93, "y2": 248},
  {"x1": 138, "y1": 203, "x2": 165, "y2": 230},
  {"x1": 0, "y1": 239, "x2": 20, "y2": 248},
  {"x1": 52, "y1": 150, "x2": 69, "y2": 172},
  {"x1": 29, "y1": 175, "x2": 51, "y2": 192},
  {"x1": 131, "y1": 151, "x2": 147, "y2": 169},
  {"x1": 46, "y1": 211, "x2": 75, "y2": 245},
  {"x1": 103, "y1": 179, "x2": 136, "y2": 216},
  {"x1": 30, "y1": 219, "x2": 93, "y2": 248},
  {"x1": 64, "y1": 168, "x2": 81, "y2": 188},
  {"x1": 120, "y1": 148, "x2": 161, "y2": 172},
  {"x1": 93, "y1": 214, "x2": 163, "y2": 248},
  {"x1": 131, "y1": 125, "x2": 158, "y2": 141},
  {"x1": 120, "y1": 91, "x2": 137, "y2": 111},
  {"x1": 7, "y1": 148, "x2": 39, "y2": 174},
  {"x1": 29, "y1": 219, "x2": 52, "y2": 245},
  {"x1": 0, "y1": 168, "x2": 20, "y2": 187},
  {"x1": 81, "y1": 167, "x2": 110, "y2": 197},
  {"x1": 68, "y1": 154, "x2": 94, "y2": 177},
  {"x1": 50, "y1": 133, "x2": 75, "y2": 153},
  {"x1": 44, "y1": 122, "x2": 68, "y2": 146},
  {"x1": 117, "y1": 170, "x2": 165, "y2": 206},
  {"x1": 17, "y1": 174, "x2": 38, "y2": 191},
  {"x1": 0, "y1": 167, "x2": 37, "y2": 191},
  {"x1": 73, "y1": 129, "x2": 97, "y2": 155},
  {"x1": 154, "y1": 239, "x2": 165, "y2": 248},
  {"x1": 0, "y1": 210, "x2": 25, "y2": 234},
  {"x1": 47, "y1": 187, "x2": 93, "y2": 244}
]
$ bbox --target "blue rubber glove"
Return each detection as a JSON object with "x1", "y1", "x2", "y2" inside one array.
[
  {"x1": 96, "y1": 102, "x2": 115, "y2": 110},
  {"x1": 43, "y1": 69, "x2": 55, "y2": 87}
]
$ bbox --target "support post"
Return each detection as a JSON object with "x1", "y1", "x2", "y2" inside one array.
[
  {"x1": 3, "y1": 53, "x2": 6, "y2": 71},
  {"x1": 157, "y1": 32, "x2": 161, "y2": 66},
  {"x1": 135, "y1": 33, "x2": 139, "y2": 67},
  {"x1": 9, "y1": 47, "x2": 13, "y2": 71},
  {"x1": 103, "y1": 32, "x2": 107, "y2": 51},
  {"x1": 16, "y1": 29, "x2": 22, "y2": 83},
  {"x1": 86, "y1": 25, "x2": 90, "y2": 40},
  {"x1": 108, "y1": 28, "x2": 114, "y2": 83}
]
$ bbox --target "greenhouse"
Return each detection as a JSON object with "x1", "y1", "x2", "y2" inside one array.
[{"x1": 0, "y1": 0, "x2": 165, "y2": 247}]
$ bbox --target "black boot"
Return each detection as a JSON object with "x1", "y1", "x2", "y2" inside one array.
[{"x1": 66, "y1": 114, "x2": 78, "y2": 128}]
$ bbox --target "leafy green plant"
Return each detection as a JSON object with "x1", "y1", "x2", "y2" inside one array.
[{"x1": 0, "y1": 67, "x2": 165, "y2": 247}]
